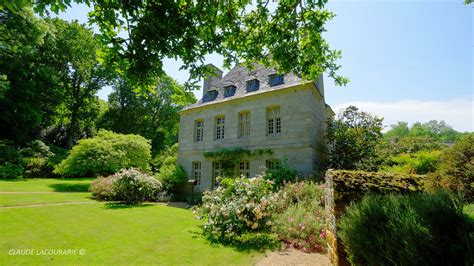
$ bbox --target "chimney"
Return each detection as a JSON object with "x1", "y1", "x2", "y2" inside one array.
[
  {"x1": 203, "y1": 64, "x2": 223, "y2": 94},
  {"x1": 315, "y1": 74, "x2": 325, "y2": 98}
]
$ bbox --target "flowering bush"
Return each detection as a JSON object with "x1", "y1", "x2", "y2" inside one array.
[
  {"x1": 91, "y1": 176, "x2": 117, "y2": 200},
  {"x1": 272, "y1": 182, "x2": 327, "y2": 253},
  {"x1": 110, "y1": 168, "x2": 163, "y2": 204},
  {"x1": 194, "y1": 176, "x2": 279, "y2": 242}
]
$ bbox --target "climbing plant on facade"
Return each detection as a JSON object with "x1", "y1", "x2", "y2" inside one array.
[{"x1": 203, "y1": 147, "x2": 272, "y2": 177}]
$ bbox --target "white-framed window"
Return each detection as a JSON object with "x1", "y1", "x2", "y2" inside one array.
[
  {"x1": 266, "y1": 159, "x2": 280, "y2": 170},
  {"x1": 267, "y1": 106, "x2": 281, "y2": 135},
  {"x1": 239, "y1": 161, "x2": 250, "y2": 178},
  {"x1": 212, "y1": 161, "x2": 223, "y2": 188},
  {"x1": 194, "y1": 120, "x2": 204, "y2": 142},
  {"x1": 215, "y1": 116, "x2": 225, "y2": 140},
  {"x1": 238, "y1": 111, "x2": 250, "y2": 138},
  {"x1": 192, "y1": 161, "x2": 201, "y2": 185}
]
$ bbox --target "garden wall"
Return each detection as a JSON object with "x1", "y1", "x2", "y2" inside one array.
[{"x1": 324, "y1": 169, "x2": 427, "y2": 266}]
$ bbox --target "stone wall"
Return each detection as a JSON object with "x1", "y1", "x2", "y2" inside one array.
[
  {"x1": 324, "y1": 169, "x2": 427, "y2": 266},
  {"x1": 178, "y1": 83, "x2": 328, "y2": 191}
]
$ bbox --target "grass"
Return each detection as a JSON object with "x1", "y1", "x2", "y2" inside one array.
[
  {"x1": 0, "y1": 193, "x2": 94, "y2": 207},
  {"x1": 0, "y1": 179, "x2": 264, "y2": 265},
  {"x1": 0, "y1": 178, "x2": 93, "y2": 192}
]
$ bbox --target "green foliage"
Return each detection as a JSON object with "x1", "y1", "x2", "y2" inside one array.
[
  {"x1": 0, "y1": 8, "x2": 107, "y2": 146},
  {"x1": 380, "y1": 150, "x2": 442, "y2": 175},
  {"x1": 99, "y1": 76, "x2": 195, "y2": 154},
  {"x1": 339, "y1": 192, "x2": 473, "y2": 266},
  {"x1": 194, "y1": 176, "x2": 278, "y2": 243},
  {"x1": 54, "y1": 130, "x2": 151, "y2": 177},
  {"x1": 327, "y1": 106, "x2": 383, "y2": 171},
  {"x1": 0, "y1": 139, "x2": 68, "y2": 179},
  {"x1": 111, "y1": 168, "x2": 163, "y2": 204},
  {"x1": 204, "y1": 147, "x2": 272, "y2": 177},
  {"x1": 153, "y1": 144, "x2": 187, "y2": 196},
  {"x1": 385, "y1": 120, "x2": 464, "y2": 143},
  {"x1": 328, "y1": 170, "x2": 427, "y2": 202},
  {"x1": 0, "y1": 162, "x2": 24, "y2": 179},
  {"x1": 0, "y1": 139, "x2": 21, "y2": 164},
  {"x1": 272, "y1": 182, "x2": 327, "y2": 253},
  {"x1": 431, "y1": 134, "x2": 474, "y2": 201},
  {"x1": 20, "y1": 140, "x2": 54, "y2": 178},
  {"x1": 26, "y1": 1, "x2": 347, "y2": 88},
  {"x1": 263, "y1": 159, "x2": 298, "y2": 188}
]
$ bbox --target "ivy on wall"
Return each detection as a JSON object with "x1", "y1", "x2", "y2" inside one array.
[{"x1": 203, "y1": 147, "x2": 273, "y2": 177}]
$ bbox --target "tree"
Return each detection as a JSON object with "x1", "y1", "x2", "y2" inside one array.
[
  {"x1": 327, "y1": 106, "x2": 384, "y2": 171},
  {"x1": 46, "y1": 18, "x2": 108, "y2": 148},
  {"x1": 386, "y1": 120, "x2": 462, "y2": 142},
  {"x1": 99, "y1": 76, "x2": 195, "y2": 154},
  {"x1": 7, "y1": 0, "x2": 349, "y2": 88},
  {"x1": 384, "y1": 121, "x2": 409, "y2": 139},
  {"x1": 0, "y1": 8, "x2": 108, "y2": 147},
  {"x1": 433, "y1": 134, "x2": 474, "y2": 201},
  {"x1": 0, "y1": 8, "x2": 63, "y2": 143}
]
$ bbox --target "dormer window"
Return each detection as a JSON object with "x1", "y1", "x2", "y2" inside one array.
[
  {"x1": 224, "y1": 85, "x2": 236, "y2": 98},
  {"x1": 246, "y1": 79, "x2": 260, "y2": 92},
  {"x1": 202, "y1": 90, "x2": 218, "y2": 102},
  {"x1": 269, "y1": 74, "x2": 284, "y2": 86}
]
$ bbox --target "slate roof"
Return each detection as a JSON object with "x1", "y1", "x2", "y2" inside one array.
[{"x1": 182, "y1": 64, "x2": 312, "y2": 111}]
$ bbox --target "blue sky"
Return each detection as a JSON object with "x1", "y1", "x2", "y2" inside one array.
[{"x1": 57, "y1": 1, "x2": 473, "y2": 131}]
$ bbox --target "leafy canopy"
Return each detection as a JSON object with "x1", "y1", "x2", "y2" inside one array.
[
  {"x1": 7, "y1": 0, "x2": 349, "y2": 88},
  {"x1": 326, "y1": 106, "x2": 384, "y2": 171}
]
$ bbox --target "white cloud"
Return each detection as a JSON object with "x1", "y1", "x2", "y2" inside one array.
[{"x1": 333, "y1": 99, "x2": 474, "y2": 132}]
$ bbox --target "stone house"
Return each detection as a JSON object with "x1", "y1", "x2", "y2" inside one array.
[{"x1": 177, "y1": 63, "x2": 334, "y2": 191}]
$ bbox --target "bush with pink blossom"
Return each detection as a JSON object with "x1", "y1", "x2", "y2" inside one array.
[
  {"x1": 193, "y1": 176, "x2": 279, "y2": 242},
  {"x1": 271, "y1": 182, "x2": 327, "y2": 253}
]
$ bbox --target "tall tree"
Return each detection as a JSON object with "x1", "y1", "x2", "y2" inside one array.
[
  {"x1": 0, "y1": 8, "x2": 62, "y2": 143},
  {"x1": 100, "y1": 76, "x2": 195, "y2": 154},
  {"x1": 0, "y1": 8, "x2": 108, "y2": 147},
  {"x1": 46, "y1": 18, "x2": 108, "y2": 148},
  {"x1": 6, "y1": 0, "x2": 349, "y2": 88},
  {"x1": 327, "y1": 106, "x2": 384, "y2": 171}
]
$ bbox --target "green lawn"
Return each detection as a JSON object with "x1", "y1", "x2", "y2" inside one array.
[
  {"x1": 0, "y1": 192, "x2": 94, "y2": 207},
  {"x1": 0, "y1": 179, "x2": 263, "y2": 265},
  {"x1": 0, "y1": 178, "x2": 93, "y2": 192}
]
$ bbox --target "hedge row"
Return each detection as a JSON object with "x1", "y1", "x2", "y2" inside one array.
[{"x1": 327, "y1": 169, "x2": 427, "y2": 202}]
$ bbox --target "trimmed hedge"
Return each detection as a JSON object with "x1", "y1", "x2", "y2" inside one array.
[{"x1": 328, "y1": 170, "x2": 427, "y2": 201}]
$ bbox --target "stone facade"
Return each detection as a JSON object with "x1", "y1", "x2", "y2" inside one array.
[{"x1": 177, "y1": 64, "x2": 334, "y2": 191}]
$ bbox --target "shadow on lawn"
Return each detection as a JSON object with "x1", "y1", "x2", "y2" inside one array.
[
  {"x1": 188, "y1": 229, "x2": 281, "y2": 253},
  {"x1": 48, "y1": 183, "x2": 91, "y2": 192},
  {"x1": 103, "y1": 202, "x2": 155, "y2": 209}
]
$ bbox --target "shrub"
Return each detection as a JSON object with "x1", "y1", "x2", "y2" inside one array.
[
  {"x1": 380, "y1": 150, "x2": 442, "y2": 175},
  {"x1": 272, "y1": 182, "x2": 327, "y2": 253},
  {"x1": 153, "y1": 144, "x2": 187, "y2": 195},
  {"x1": 327, "y1": 170, "x2": 427, "y2": 202},
  {"x1": 0, "y1": 139, "x2": 20, "y2": 164},
  {"x1": 112, "y1": 168, "x2": 163, "y2": 204},
  {"x1": 263, "y1": 159, "x2": 298, "y2": 188},
  {"x1": 54, "y1": 130, "x2": 151, "y2": 177},
  {"x1": 194, "y1": 176, "x2": 279, "y2": 242},
  {"x1": 339, "y1": 192, "x2": 473, "y2": 266},
  {"x1": 430, "y1": 134, "x2": 474, "y2": 201},
  {"x1": 0, "y1": 162, "x2": 24, "y2": 179},
  {"x1": 91, "y1": 176, "x2": 117, "y2": 200}
]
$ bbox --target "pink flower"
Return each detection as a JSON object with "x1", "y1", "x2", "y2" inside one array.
[
  {"x1": 319, "y1": 229, "x2": 327, "y2": 239},
  {"x1": 288, "y1": 217, "x2": 295, "y2": 222}
]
